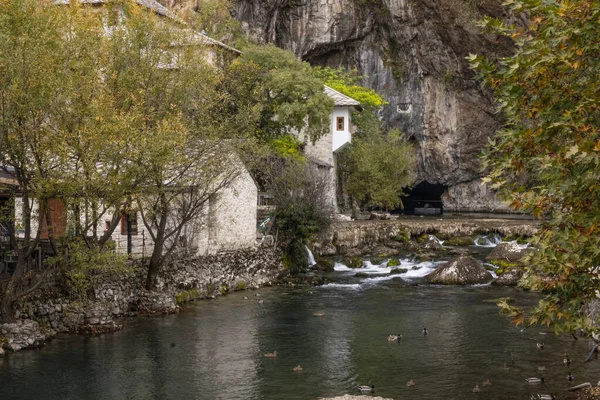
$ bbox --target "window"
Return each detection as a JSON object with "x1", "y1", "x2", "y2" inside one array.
[
  {"x1": 336, "y1": 116, "x2": 345, "y2": 131},
  {"x1": 120, "y1": 212, "x2": 138, "y2": 236},
  {"x1": 105, "y1": 220, "x2": 111, "y2": 232},
  {"x1": 107, "y1": 9, "x2": 120, "y2": 27}
]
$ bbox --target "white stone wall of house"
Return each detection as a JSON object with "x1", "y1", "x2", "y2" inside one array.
[
  {"x1": 12, "y1": 156, "x2": 258, "y2": 259},
  {"x1": 301, "y1": 105, "x2": 355, "y2": 213},
  {"x1": 331, "y1": 107, "x2": 352, "y2": 153},
  {"x1": 198, "y1": 165, "x2": 258, "y2": 255}
]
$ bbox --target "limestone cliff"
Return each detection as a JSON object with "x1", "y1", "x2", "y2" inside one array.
[{"x1": 232, "y1": 0, "x2": 518, "y2": 212}]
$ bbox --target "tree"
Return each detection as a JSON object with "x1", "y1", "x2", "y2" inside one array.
[
  {"x1": 0, "y1": 0, "x2": 117, "y2": 322},
  {"x1": 469, "y1": 1, "x2": 600, "y2": 335},
  {"x1": 98, "y1": 1, "x2": 241, "y2": 289},
  {"x1": 314, "y1": 67, "x2": 416, "y2": 211},
  {"x1": 345, "y1": 130, "x2": 416, "y2": 210},
  {"x1": 220, "y1": 45, "x2": 337, "y2": 271},
  {"x1": 225, "y1": 44, "x2": 335, "y2": 145}
]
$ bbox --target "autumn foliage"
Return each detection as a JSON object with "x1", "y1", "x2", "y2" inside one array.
[{"x1": 470, "y1": 0, "x2": 600, "y2": 334}]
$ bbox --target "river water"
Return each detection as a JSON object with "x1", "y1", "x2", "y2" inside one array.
[{"x1": 2, "y1": 250, "x2": 600, "y2": 400}]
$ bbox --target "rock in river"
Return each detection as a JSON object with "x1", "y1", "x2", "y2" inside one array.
[
  {"x1": 493, "y1": 267, "x2": 525, "y2": 286},
  {"x1": 486, "y1": 242, "x2": 534, "y2": 264},
  {"x1": 426, "y1": 256, "x2": 492, "y2": 285}
]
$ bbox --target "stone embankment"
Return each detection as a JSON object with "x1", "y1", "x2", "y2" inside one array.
[
  {"x1": 1, "y1": 246, "x2": 284, "y2": 353},
  {"x1": 315, "y1": 218, "x2": 540, "y2": 255}
]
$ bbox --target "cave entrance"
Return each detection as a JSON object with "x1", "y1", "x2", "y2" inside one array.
[{"x1": 401, "y1": 181, "x2": 446, "y2": 215}]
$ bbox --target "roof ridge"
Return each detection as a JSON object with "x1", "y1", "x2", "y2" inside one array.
[{"x1": 324, "y1": 85, "x2": 361, "y2": 106}]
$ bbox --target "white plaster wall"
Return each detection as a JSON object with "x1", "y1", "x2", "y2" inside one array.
[
  {"x1": 299, "y1": 106, "x2": 354, "y2": 213},
  {"x1": 198, "y1": 165, "x2": 257, "y2": 255},
  {"x1": 331, "y1": 107, "x2": 352, "y2": 152},
  {"x1": 13, "y1": 155, "x2": 258, "y2": 259}
]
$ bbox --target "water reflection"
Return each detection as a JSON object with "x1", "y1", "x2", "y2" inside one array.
[{"x1": 2, "y1": 285, "x2": 600, "y2": 400}]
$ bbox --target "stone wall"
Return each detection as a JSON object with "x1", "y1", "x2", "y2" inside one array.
[
  {"x1": 199, "y1": 158, "x2": 258, "y2": 255},
  {"x1": 2, "y1": 246, "x2": 283, "y2": 352},
  {"x1": 313, "y1": 218, "x2": 540, "y2": 255}
]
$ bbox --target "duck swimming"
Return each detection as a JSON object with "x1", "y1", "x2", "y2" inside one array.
[
  {"x1": 387, "y1": 334, "x2": 402, "y2": 342},
  {"x1": 537, "y1": 342, "x2": 544, "y2": 349},
  {"x1": 407, "y1": 380, "x2": 416, "y2": 387},
  {"x1": 473, "y1": 385, "x2": 480, "y2": 393},
  {"x1": 293, "y1": 365, "x2": 302, "y2": 372},
  {"x1": 564, "y1": 352, "x2": 571, "y2": 365},
  {"x1": 264, "y1": 351, "x2": 278, "y2": 357},
  {"x1": 423, "y1": 328, "x2": 428, "y2": 336},
  {"x1": 530, "y1": 395, "x2": 556, "y2": 400},
  {"x1": 482, "y1": 380, "x2": 491, "y2": 387},
  {"x1": 567, "y1": 372, "x2": 574, "y2": 381},
  {"x1": 526, "y1": 377, "x2": 545, "y2": 384},
  {"x1": 358, "y1": 385, "x2": 374, "y2": 393}
]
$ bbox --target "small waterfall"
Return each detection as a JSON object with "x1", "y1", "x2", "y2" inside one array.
[
  {"x1": 305, "y1": 245, "x2": 317, "y2": 267},
  {"x1": 474, "y1": 233, "x2": 503, "y2": 247}
]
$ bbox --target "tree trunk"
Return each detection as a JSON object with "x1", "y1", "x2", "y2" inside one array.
[
  {"x1": 145, "y1": 237, "x2": 163, "y2": 290},
  {"x1": 0, "y1": 285, "x2": 16, "y2": 323}
]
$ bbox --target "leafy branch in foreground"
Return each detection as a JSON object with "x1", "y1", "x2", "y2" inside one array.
[{"x1": 471, "y1": 0, "x2": 600, "y2": 336}]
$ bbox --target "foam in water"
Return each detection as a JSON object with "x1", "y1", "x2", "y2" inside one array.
[
  {"x1": 319, "y1": 283, "x2": 362, "y2": 290},
  {"x1": 334, "y1": 262, "x2": 352, "y2": 272},
  {"x1": 324, "y1": 258, "x2": 444, "y2": 289},
  {"x1": 473, "y1": 233, "x2": 503, "y2": 247}
]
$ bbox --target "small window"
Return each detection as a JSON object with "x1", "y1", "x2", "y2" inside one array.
[
  {"x1": 120, "y1": 212, "x2": 138, "y2": 236},
  {"x1": 105, "y1": 220, "x2": 111, "y2": 232},
  {"x1": 107, "y1": 9, "x2": 120, "y2": 27},
  {"x1": 336, "y1": 116, "x2": 345, "y2": 131}
]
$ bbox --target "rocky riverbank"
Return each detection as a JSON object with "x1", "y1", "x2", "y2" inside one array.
[
  {"x1": 315, "y1": 218, "x2": 540, "y2": 255},
  {"x1": 0, "y1": 246, "x2": 284, "y2": 353},
  {"x1": 310, "y1": 218, "x2": 537, "y2": 288}
]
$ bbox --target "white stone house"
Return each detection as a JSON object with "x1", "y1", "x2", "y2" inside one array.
[
  {"x1": 301, "y1": 86, "x2": 361, "y2": 213},
  {"x1": 101, "y1": 154, "x2": 258, "y2": 258},
  {"x1": 3, "y1": 0, "x2": 258, "y2": 259}
]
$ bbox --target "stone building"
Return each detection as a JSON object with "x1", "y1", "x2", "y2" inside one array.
[
  {"x1": 302, "y1": 86, "x2": 361, "y2": 213},
  {"x1": 3, "y1": 0, "x2": 258, "y2": 260},
  {"x1": 102, "y1": 155, "x2": 258, "y2": 258}
]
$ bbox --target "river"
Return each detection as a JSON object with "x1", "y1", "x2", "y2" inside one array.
[{"x1": 2, "y1": 250, "x2": 600, "y2": 400}]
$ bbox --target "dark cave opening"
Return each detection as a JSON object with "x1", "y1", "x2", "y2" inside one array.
[{"x1": 401, "y1": 181, "x2": 447, "y2": 215}]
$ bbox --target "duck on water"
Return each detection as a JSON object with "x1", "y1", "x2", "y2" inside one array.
[
  {"x1": 358, "y1": 385, "x2": 374, "y2": 393},
  {"x1": 526, "y1": 377, "x2": 545, "y2": 384}
]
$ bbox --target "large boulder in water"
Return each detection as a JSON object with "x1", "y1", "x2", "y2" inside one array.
[
  {"x1": 486, "y1": 242, "x2": 534, "y2": 264},
  {"x1": 493, "y1": 267, "x2": 525, "y2": 286},
  {"x1": 427, "y1": 256, "x2": 492, "y2": 285}
]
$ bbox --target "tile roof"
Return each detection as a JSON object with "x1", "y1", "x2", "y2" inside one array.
[
  {"x1": 324, "y1": 85, "x2": 361, "y2": 107},
  {"x1": 54, "y1": 0, "x2": 173, "y2": 17},
  {"x1": 185, "y1": 31, "x2": 242, "y2": 54},
  {"x1": 54, "y1": 0, "x2": 240, "y2": 53}
]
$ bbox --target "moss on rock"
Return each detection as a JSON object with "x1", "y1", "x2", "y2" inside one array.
[
  {"x1": 175, "y1": 288, "x2": 202, "y2": 304},
  {"x1": 443, "y1": 236, "x2": 474, "y2": 246},
  {"x1": 390, "y1": 268, "x2": 408, "y2": 274},
  {"x1": 488, "y1": 259, "x2": 520, "y2": 269},
  {"x1": 316, "y1": 257, "x2": 335, "y2": 272},
  {"x1": 387, "y1": 258, "x2": 401, "y2": 267},
  {"x1": 392, "y1": 228, "x2": 411, "y2": 243},
  {"x1": 349, "y1": 257, "x2": 363, "y2": 269}
]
